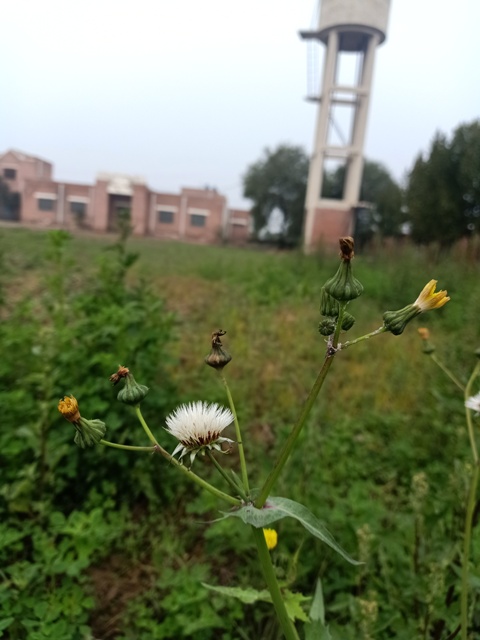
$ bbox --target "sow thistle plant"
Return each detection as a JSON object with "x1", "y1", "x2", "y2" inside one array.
[{"x1": 58, "y1": 237, "x2": 451, "y2": 640}]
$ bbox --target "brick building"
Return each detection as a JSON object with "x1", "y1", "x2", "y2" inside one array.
[{"x1": 0, "y1": 149, "x2": 252, "y2": 244}]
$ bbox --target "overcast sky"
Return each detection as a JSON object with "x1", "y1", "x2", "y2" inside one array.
[{"x1": 2, "y1": 0, "x2": 479, "y2": 208}]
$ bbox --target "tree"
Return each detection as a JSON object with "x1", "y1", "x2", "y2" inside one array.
[
  {"x1": 243, "y1": 144, "x2": 309, "y2": 244},
  {"x1": 406, "y1": 120, "x2": 480, "y2": 246},
  {"x1": 322, "y1": 160, "x2": 404, "y2": 239}
]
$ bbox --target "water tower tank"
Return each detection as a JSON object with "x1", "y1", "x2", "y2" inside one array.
[{"x1": 317, "y1": 0, "x2": 390, "y2": 48}]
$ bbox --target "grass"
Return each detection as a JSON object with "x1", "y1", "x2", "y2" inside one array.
[{"x1": 1, "y1": 226, "x2": 480, "y2": 638}]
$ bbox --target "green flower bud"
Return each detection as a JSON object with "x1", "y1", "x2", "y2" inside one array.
[
  {"x1": 422, "y1": 342, "x2": 435, "y2": 354},
  {"x1": 475, "y1": 348, "x2": 480, "y2": 360},
  {"x1": 324, "y1": 239, "x2": 363, "y2": 302},
  {"x1": 320, "y1": 288, "x2": 340, "y2": 317},
  {"x1": 117, "y1": 372, "x2": 149, "y2": 406},
  {"x1": 205, "y1": 329, "x2": 232, "y2": 370},
  {"x1": 341, "y1": 312, "x2": 356, "y2": 331},
  {"x1": 73, "y1": 417, "x2": 106, "y2": 448},
  {"x1": 318, "y1": 318, "x2": 336, "y2": 336},
  {"x1": 383, "y1": 304, "x2": 420, "y2": 336},
  {"x1": 324, "y1": 261, "x2": 364, "y2": 302}
]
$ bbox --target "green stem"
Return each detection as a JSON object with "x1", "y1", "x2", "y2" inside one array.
[
  {"x1": 255, "y1": 304, "x2": 346, "y2": 509},
  {"x1": 341, "y1": 325, "x2": 387, "y2": 349},
  {"x1": 220, "y1": 372, "x2": 250, "y2": 495},
  {"x1": 100, "y1": 439, "x2": 156, "y2": 452},
  {"x1": 464, "y1": 362, "x2": 480, "y2": 464},
  {"x1": 460, "y1": 461, "x2": 479, "y2": 640},
  {"x1": 135, "y1": 405, "x2": 159, "y2": 446},
  {"x1": 154, "y1": 443, "x2": 241, "y2": 506},
  {"x1": 251, "y1": 526, "x2": 300, "y2": 640},
  {"x1": 429, "y1": 354, "x2": 465, "y2": 392},
  {"x1": 133, "y1": 406, "x2": 240, "y2": 506},
  {"x1": 206, "y1": 449, "x2": 248, "y2": 501}
]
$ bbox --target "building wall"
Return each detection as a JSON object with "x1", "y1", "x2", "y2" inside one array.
[{"x1": 0, "y1": 149, "x2": 251, "y2": 244}]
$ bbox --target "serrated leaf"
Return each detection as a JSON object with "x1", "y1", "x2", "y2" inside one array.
[
  {"x1": 283, "y1": 590, "x2": 310, "y2": 622},
  {"x1": 202, "y1": 583, "x2": 270, "y2": 605},
  {"x1": 221, "y1": 496, "x2": 361, "y2": 565},
  {"x1": 304, "y1": 620, "x2": 333, "y2": 640},
  {"x1": 203, "y1": 583, "x2": 310, "y2": 622}
]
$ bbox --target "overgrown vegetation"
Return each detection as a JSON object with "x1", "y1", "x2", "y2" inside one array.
[{"x1": 1, "y1": 228, "x2": 479, "y2": 638}]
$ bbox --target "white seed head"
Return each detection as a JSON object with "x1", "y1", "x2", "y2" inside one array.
[
  {"x1": 465, "y1": 391, "x2": 480, "y2": 413},
  {"x1": 165, "y1": 401, "x2": 234, "y2": 464}
]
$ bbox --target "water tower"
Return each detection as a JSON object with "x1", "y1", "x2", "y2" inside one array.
[{"x1": 300, "y1": 0, "x2": 391, "y2": 251}]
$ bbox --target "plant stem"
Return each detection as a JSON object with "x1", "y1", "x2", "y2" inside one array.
[
  {"x1": 133, "y1": 406, "x2": 240, "y2": 506},
  {"x1": 429, "y1": 354, "x2": 465, "y2": 392},
  {"x1": 100, "y1": 439, "x2": 156, "y2": 452},
  {"x1": 255, "y1": 303, "x2": 347, "y2": 509},
  {"x1": 464, "y1": 362, "x2": 480, "y2": 464},
  {"x1": 460, "y1": 461, "x2": 479, "y2": 640},
  {"x1": 251, "y1": 526, "x2": 300, "y2": 640},
  {"x1": 460, "y1": 361, "x2": 480, "y2": 640},
  {"x1": 206, "y1": 449, "x2": 248, "y2": 501},
  {"x1": 341, "y1": 325, "x2": 387, "y2": 349},
  {"x1": 154, "y1": 444, "x2": 241, "y2": 506},
  {"x1": 135, "y1": 405, "x2": 159, "y2": 446},
  {"x1": 220, "y1": 372, "x2": 250, "y2": 495}
]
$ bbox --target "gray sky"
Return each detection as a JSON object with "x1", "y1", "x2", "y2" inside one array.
[{"x1": 2, "y1": 0, "x2": 479, "y2": 208}]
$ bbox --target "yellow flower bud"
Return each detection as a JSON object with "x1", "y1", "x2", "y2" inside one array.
[
  {"x1": 263, "y1": 528, "x2": 278, "y2": 551},
  {"x1": 58, "y1": 395, "x2": 81, "y2": 423}
]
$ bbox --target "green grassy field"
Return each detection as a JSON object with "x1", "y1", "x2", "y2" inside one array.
[{"x1": 1, "y1": 227, "x2": 479, "y2": 639}]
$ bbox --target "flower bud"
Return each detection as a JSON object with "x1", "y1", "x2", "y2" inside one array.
[
  {"x1": 205, "y1": 329, "x2": 232, "y2": 370},
  {"x1": 383, "y1": 305, "x2": 419, "y2": 336},
  {"x1": 417, "y1": 328, "x2": 435, "y2": 354},
  {"x1": 474, "y1": 348, "x2": 480, "y2": 360},
  {"x1": 74, "y1": 417, "x2": 106, "y2": 448},
  {"x1": 117, "y1": 372, "x2": 149, "y2": 406},
  {"x1": 58, "y1": 395, "x2": 106, "y2": 448},
  {"x1": 320, "y1": 288, "x2": 339, "y2": 317},
  {"x1": 263, "y1": 528, "x2": 278, "y2": 551},
  {"x1": 341, "y1": 312, "x2": 356, "y2": 331},
  {"x1": 324, "y1": 238, "x2": 363, "y2": 302},
  {"x1": 318, "y1": 318, "x2": 336, "y2": 336}
]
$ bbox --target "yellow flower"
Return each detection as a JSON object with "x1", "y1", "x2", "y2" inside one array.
[
  {"x1": 263, "y1": 528, "x2": 278, "y2": 551},
  {"x1": 58, "y1": 395, "x2": 80, "y2": 423},
  {"x1": 413, "y1": 280, "x2": 450, "y2": 312}
]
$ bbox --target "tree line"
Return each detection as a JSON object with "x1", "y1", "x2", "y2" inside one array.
[{"x1": 243, "y1": 119, "x2": 480, "y2": 248}]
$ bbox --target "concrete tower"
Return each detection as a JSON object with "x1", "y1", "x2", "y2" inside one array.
[{"x1": 300, "y1": 0, "x2": 391, "y2": 251}]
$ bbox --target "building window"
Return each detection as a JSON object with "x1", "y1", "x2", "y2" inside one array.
[
  {"x1": 190, "y1": 214, "x2": 206, "y2": 227},
  {"x1": 3, "y1": 168, "x2": 16, "y2": 180},
  {"x1": 38, "y1": 198, "x2": 55, "y2": 211},
  {"x1": 70, "y1": 201, "x2": 86, "y2": 216},
  {"x1": 158, "y1": 209, "x2": 174, "y2": 224}
]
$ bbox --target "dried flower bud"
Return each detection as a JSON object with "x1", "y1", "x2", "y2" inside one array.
[
  {"x1": 324, "y1": 238, "x2": 363, "y2": 302},
  {"x1": 58, "y1": 395, "x2": 106, "y2": 447},
  {"x1": 109, "y1": 365, "x2": 130, "y2": 385},
  {"x1": 58, "y1": 395, "x2": 81, "y2": 423},
  {"x1": 117, "y1": 371, "x2": 149, "y2": 406},
  {"x1": 205, "y1": 329, "x2": 232, "y2": 370}
]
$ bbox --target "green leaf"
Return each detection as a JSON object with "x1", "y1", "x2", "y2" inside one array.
[
  {"x1": 309, "y1": 578, "x2": 325, "y2": 623},
  {"x1": 304, "y1": 578, "x2": 332, "y2": 640},
  {"x1": 283, "y1": 590, "x2": 310, "y2": 623},
  {"x1": 202, "y1": 583, "x2": 270, "y2": 605},
  {"x1": 202, "y1": 583, "x2": 310, "y2": 622},
  {"x1": 221, "y1": 497, "x2": 361, "y2": 565}
]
